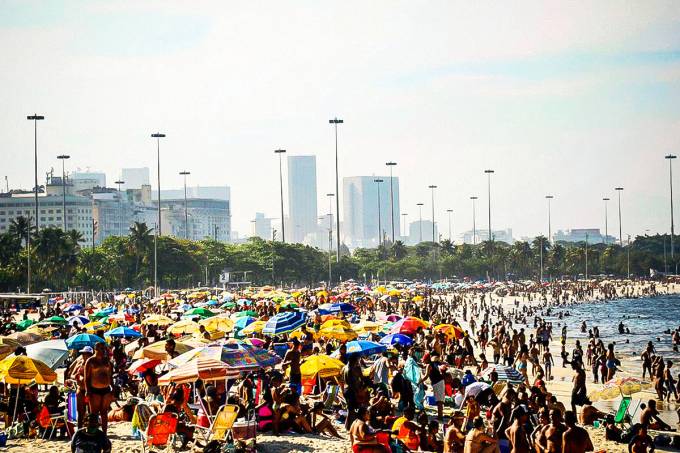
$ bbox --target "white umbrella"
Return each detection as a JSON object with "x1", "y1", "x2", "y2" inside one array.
[{"x1": 25, "y1": 339, "x2": 69, "y2": 369}]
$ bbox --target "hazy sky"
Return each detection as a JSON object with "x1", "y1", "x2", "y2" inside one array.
[{"x1": 2, "y1": 1, "x2": 680, "y2": 240}]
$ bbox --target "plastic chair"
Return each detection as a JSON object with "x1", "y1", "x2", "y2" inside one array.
[
  {"x1": 613, "y1": 396, "x2": 632, "y2": 426},
  {"x1": 140, "y1": 412, "x2": 178, "y2": 453}
]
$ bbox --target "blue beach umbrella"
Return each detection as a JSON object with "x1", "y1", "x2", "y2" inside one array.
[
  {"x1": 65, "y1": 333, "x2": 105, "y2": 350},
  {"x1": 68, "y1": 316, "x2": 90, "y2": 327},
  {"x1": 235, "y1": 316, "x2": 256, "y2": 330},
  {"x1": 379, "y1": 333, "x2": 413, "y2": 347},
  {"x1": 318, "y1": 302, "x2": 355, "y2": 315},
  {"x1": 64, "y1": 304, "x2": 84, "y2": 313},
  {"x1": 262, "y1": 311, "x2": 307, "y2": 336},
  {"x1": 345, "y1": 340, "x2": 387, "y2": 357},
  {"x1": 105, "y1": 326, "x2": 142, "y2": 339}
]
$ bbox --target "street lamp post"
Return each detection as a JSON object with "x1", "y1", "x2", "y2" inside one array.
[
  {"x1": 545, "y1": 195, "x2": 554, "y2": 243},
  {"x1": 114, "y1": 180, "x2": 125, "y2": 236},
  {"x1": 470, "y1": 196, "x2": 478, "y2": 245},
  {"x1": 446, "y1": 209, "x2": 453, "y2": 241},
  {"x1": 329, "y1": 118, "x2": 343, "y2": 262},
  {"x1": 428, "y1": 185, "x2": 437, "y2": 242},
  {"x1": 417, "y1": 203, "x2": 424, "y2": 243},
  {"x1": 274, "y1": 149, "x2": 286, "y2": 242},
  {"x1": 666, "y1": 154, "x2": 677, "y2": 271},
  {"x1": 27, "y1": 114, "x2": 45, "y2": 229},
  {"x1": 602, "y1": 198, "x2": 610, "y2": 244},
  {"x1": 179, "y1": 171, "x2": 191, "y2": 239},
  {"x1": 151, "y1": 133, "x2": 166, "y2": 235},
  {"x1": 386, "y1": 162, "x2": 397, "y2": 243},
  {"x1": 374, "y1": 179, "x2": 384, "y2": 247},
  {"x1": 401, "y1": 213, "x2": 408, "y2": 239},
  {"x1": 57, "y1": 155, "x2": 70, "y2": 231},
  {"x1": 615, "y1": 187, "x2": 624, "y2": 246},
  {"x1": 327, "y1": 193, "x2": 335, "y2": 284},
  {"x1": 484, "y1": 170, "x2": 494, "y2": 241}
]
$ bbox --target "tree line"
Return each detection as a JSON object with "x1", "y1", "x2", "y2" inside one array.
[{"x1": 0, "y1": 216, "x2": 674, "y2": 291}]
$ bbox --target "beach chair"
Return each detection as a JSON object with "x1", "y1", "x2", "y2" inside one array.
[
  {"x1": 140, "y1": 412, "x2": 178, "y2": 453},
  {"x1": 322, "y1": 384, "x2": 340, "y2": 413},
  {"x1": 613, "y1": 396, "x2": 632, "y2": 427},
  {"x1": 208, "y1": 404, "x2": 239, "y2": 442},
  {"x1": 36, "y1": 405, "x2": 66, "y2": 440}
]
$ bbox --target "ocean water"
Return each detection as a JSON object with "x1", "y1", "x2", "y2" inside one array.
[{"x1": 544, "y1": 294, "x2": 680, "y2": 361}]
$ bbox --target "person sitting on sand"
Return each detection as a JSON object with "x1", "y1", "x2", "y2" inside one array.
[
  {"x1": 349, "y1": 407, "x2": 388, "y2": 453},
  {"x1": 640, "y1": 399, "x2": 672, "y2": 431},
  {"x1": 71, "y1": 414, "x2": 112, "y2": 453},
  {"x1": 628, "y1": 424, "x2": 655, "y2": 453}
]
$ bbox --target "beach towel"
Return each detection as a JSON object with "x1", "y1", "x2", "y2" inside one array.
[{"x1": 404, "y1": 356, "x2": 425, "y2": 410}]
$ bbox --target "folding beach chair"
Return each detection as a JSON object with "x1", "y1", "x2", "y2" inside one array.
[
  {"x1": 140, "y1": 412, "x2": 179, "y2": 453},
  {"x1": 613, "y1": 396, "x2": 632, "y2": 427},
  {"x1": 322, "y1": 384, "x2": 340, "y2": 413},
  {"x1": 208, "y1": 404, "x2": 239, "y2": 442},
  {"x1": 37, "y1": 405, "x2": 66, "y2": 440}
]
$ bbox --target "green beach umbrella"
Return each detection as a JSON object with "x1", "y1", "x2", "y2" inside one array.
[
  {"x1": 233, "y1": 310, "x2": 257, "y2": 318},
  {"x1": 39, "y1": 316, "x2": 68, "y2": 325},
  {"x1": 184, "y1": 307, "x2": 215, "y2": 318},
  {"x1": 16, "y1": 319, "x2": 35, "y2": 331}
]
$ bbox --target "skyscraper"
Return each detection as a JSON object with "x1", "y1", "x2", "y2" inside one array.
[
  {"x1": 343, "y1": 176, "x2": 399, "y2": 248},
  {"x1": 287, "y1": 156, "x2": 318, "y2": 244}
]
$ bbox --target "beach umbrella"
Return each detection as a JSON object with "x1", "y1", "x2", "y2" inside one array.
[
  {"x1": 478, "y1": 365, "x2": 524, "y2": 384},
  {"x1": 132, "y1": 340, "x2": 195, "y2": 361},
  {"x1": 231, "y1": 310, "x2": 258, "y2": 319},
  {"x1": 220, "y1": 301, "x2": 236, "y2": 310},
  {"x1": 318, "y1": 325, "x2": 358, "y2": 341},
  {"x1": 388, "y1": 316, "x2": 428, "y2": 335},
  {"x1": 463, "y1": 382, "x2": 491, "y2": 399},
  {"x1": 169, "y1": 344, "x2": 281, "y2": 371},
  {"x1": 244, "y1": 338, "x2": 265, "y2": 347},
  {"x1": 127, "y1": 358, "x2": 162, "y2": 375},
  {"x1": 321, "y1": 319, "x2": 351, "y2": 330},
  {"x1": 0, "y1": 343, "x2": 14, "y2": 361},
  {"x1": 300, "y1": 354, "x2": 344, "y2": 380},
  {"x1": 141, "y1": 314, "x2": 174, "y2": 326},
  {"x1": 262, "y1": 311, "x2": 307, "y2": 335},
  {"x1": 234, "y1": 316, "x2": 256, "y2": 330},
  {"x1": 158, "y1": 356, "x2": 240, "y2": 385},
  {"x1": 379, "y1": 333, "x2": 413, "y2": 347},
  {"x1": 0, "y1": 355, "x2": 57, "y2": 421},
  {"x1": 38, "y1": 316, "x2": 68, "y2": 326},
  {"x1": 0, "y1": 337, "x2": 20, "y2": 350},
  {"x1": 105, "y1": 326, "x2": 142, "y2": 339},
  {"x1": 168, "y1": 319, "x2": 200, "y2": 335},
  {"x1": 6, "y1": 331, "x2": 44, "y2": 346},
  {"x1": 240, "y1": 321, "x2": 266, "y2": 335},
  {"x1": 588, "y1": 377, "x2": 653, "y2": 402},
  {"x1": 66, "y1": 333, "x2": 105, "y2": 350},
  {"x1": 354, "y1": 320, "x2": 381, "y2": 333},
  {"x1": 184, "y1": 307, "x2": 215, "y2": 319},
  {"x1": 68, "y1": 316, "x2": 90, "y2": 327},
  {"x1": 16, "y1": 319, "x2": 35, "y2": 331},
  {"x1": 82, "y1": 321, "x2": 108, "y2": 333},
  {"x1": 344, "y1": 340, "x2": 387, "y2": 357},
  {"x1": 64, "y1": 304, "x2": 84, "y2": 313},
  {"x1": 25, "y1": 339, "x2": 69, "y2": 369},
  {"x1": 199, "y1": 315, "x2": 235, "y2": 333},
  {"x1": 385, "y1": 314, "x2": 402, "y2": 322},
  {"x1": 318, "y1": 302, "x2": 355, "y2": 314},
  {"x1": 236, "y1": 298, "x2": 252, "y2": 306},
  {"x1": 279, "y1": 300, "x2": 299, "y2": 309},
  {"x1": 434, "y1": 324, "x2": 465, "y2": 340}
]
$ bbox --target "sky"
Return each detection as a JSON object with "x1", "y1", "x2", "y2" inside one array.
[{"x1": 2, "y1": 0, "x2": 680, "y2": 241}]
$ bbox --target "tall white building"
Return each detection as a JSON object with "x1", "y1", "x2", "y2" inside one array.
[
  {"x1": 343, "y1": 176, "x2": 399, "y2": 248},
  {"x1": 287, "y1": 156, "x2": 318, "y2": 244},
  {"x1": 156, "y1": 186, "x2": 230, "y2": 202},
  {"x1": 407, "y1": 220, "x2": 439, "y2": 245},
  {"x1": 460, "y1": 228, "x2": 514, "y2": 244},
  {"x1": 251, "y1": 212, "x2": 272, "y2": 239},
  {"x1": 159, "y1": 199, "x2": 230, "y2": 242},
  {"x1": 121, "y1": 168, "x2": 150, "y2": 189},
  {"x1": 71, "y1": 171, "x2": 106, "y2": 192}
]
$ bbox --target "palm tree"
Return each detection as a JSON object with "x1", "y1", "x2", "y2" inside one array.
[
  {"x1": 128, "y1": 222, "x2": 153, "y2": 283},
  {"x1": 392, "y1": 240, "x2": 408, "y2": 260},
  {"x1": 8, "y1": 216, "x2": 33, "y2": 246},
  {"x1": 439, "y1": 239, "x2": 455, "y2": 255}
]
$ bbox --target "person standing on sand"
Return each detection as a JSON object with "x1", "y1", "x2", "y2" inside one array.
[
  {"x1": 606, "y1": 343, "x2": 618, "y2": 380},
  {"x1": 570, "y1": 361, "x2": 589, "y2": 414},
  {"x1": 562, "y1": 410, "x2": 594, "y2": 453},
  {"x1": 67, "y1": 346, "x2": 93, "y2": 429},
  {"x1": 505, "y1": 406, "x2": 531, "y2": 453},
  {"x1": 84, "y1": 342, "x2": 114, "y2": 435},
  {"x1": 543, "y1": 347, "x2": 554, "y2": 381},
  {"x1": 641, "y1": 343, "x2": 653, "y2": 379}
]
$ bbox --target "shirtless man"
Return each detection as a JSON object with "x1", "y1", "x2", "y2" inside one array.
[
  {"x1": 543, "y1": 347, "x2": 554, "y2": 381},
  {"x1": 282, "y1": 338, "x2": 302, "y2": 394},
  {"x1": 505, "y1": 406, "x2": 531, "y2": 453},
  {"x1": 67, "y1": 346, "x2": 93, "y2": 428},
  {"x1": 542, "y1": 409, "x2": 566, "y2": 453},
  {"x1": 349, "y1": 407, "x2": 388, "y2": 453},
  {"x1": 641, "y1": 344, "x2": 653, "y2": 379},
  {"x1": 444, "y1": 412, "x2": 466, "y2": 453},
  {"x1": 84, "y1": 342, "x2": 114, "y2": 434},
  {"x1": 532, "y1": 409, "x2": 550, "y2": 453},
  {"x1": 562, "y1": 410, "x2": 594, "y2": 453},
  {"x1": 640, "y1": 399, "x2": 672, "y2": 431}
]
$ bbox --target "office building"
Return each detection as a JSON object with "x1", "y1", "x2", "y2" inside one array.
[
  {"x1": 158, "y1": 199, "x2": 230, "y2": 242},
  {"x1": 251, "y1": 213, "x2": 272, "y2": 239},
  {"x1": 71, "y1": 171, "x2": 106, "y2": 192},
  {"x1": 343, "y1": 176, "x2": 399, "y2": 248},
  {"x1": 460, "y1": 228, "x2": 514, "y2": 244},
  {"x1": 287, "y1": 156, "x2": 318, "y2": 244},
  {"x1": 121, "y1": 168, "x2": 150, "y2": 189},
  {"x1": 407, "y1": 220, "x2": 438, "y2": 245},
  {"x1": 553, "y1": 228, "x2": 615, "y2": 244},
  {"x1": 156, "y1": 186, "x2": 230, "y2": 202}
]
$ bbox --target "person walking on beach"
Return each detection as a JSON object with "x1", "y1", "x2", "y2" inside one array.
[{"x1": 664, "y1": 360, "x2": 678, "y2": 402}]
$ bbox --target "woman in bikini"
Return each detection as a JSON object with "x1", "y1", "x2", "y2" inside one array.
[{"x1": 84, "y1": 342, "x2": 114, "y2": 434}]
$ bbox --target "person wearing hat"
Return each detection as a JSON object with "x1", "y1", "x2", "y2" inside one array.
[
  {"x1": 67, "y1": 346, "x2": 93, "y2": 429},
  {"x1": 444, "y1": 411, "x2": 466, "y2": 453},
  {"x1": 70, "y1": 414, "x2": 111, "y2": 453}
]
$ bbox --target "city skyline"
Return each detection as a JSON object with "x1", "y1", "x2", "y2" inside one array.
[{"x1": 2, "y1": 2, "x2": 680, "y2": 241}]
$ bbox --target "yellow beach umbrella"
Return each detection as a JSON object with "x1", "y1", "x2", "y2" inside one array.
[
  {"x1": 300, "y1": 354, "x2": 344, "y2": 379},
  {"x1": 433, "y1": 323, "x2": 465, "y2": 339},
  {"x1": 240, "y1": 320, "x2": 266, "y2": 335},
  {"x1": 354, "y1": 320, "x2": 381, "y2": 333},
  {"x1": 388, "y1": 289, "x2": 401, "y2": 297},
  {"x1": 199, "y1": 315, "x2": 234, "y2": 333},
  {"x1": 82, "y1": 321, "x2": 108, "y2": 333},
  {"x1": 412, "y1": 295, "x2": 424, "y2": 302},
  {"x1": 132, "y1": 340, "x2": 195, "y2": 361},
  {"x1": 0, "y1": 355, "x2": 57, "y2": 384},
  {"x1": 318, "y1": 325, "x2": 358, "y2": 342},
  {"x1": 141, "y1": 314, "x2": 174, "y2": 326},
  {"x1": 168, "y1": 319, "x2": 200, "y2": 335},
  {"x1": 321, "y1": 319, "x2": 351, "y2": 330}
]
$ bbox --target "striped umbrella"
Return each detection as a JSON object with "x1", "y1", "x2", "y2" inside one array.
[
  {"x1": 344, "y1": 340, "x2": 387, "y2": 357},
  {"x1": 379, "y1": 333, "x2": 413, "y2": 347},
  {"x1": 158, "y1": 356, "x2": 240, "y2": 384},
  {"x1": 479, "y1": 365, "x2": 525, "y2": 384},
  {"x1": 388, "y1": 316, "x2": 428, "y2": 335},
  {"x1": 262, "y1": 311, "x2": 307, "y2": 335},
  {"x1": 169, "y1": 344, "x2": 281, "y2": 371}
]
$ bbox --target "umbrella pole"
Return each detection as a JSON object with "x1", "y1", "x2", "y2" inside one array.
[{"x1": 12, "y1": 381, "x2": 22, "y2": 425}]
